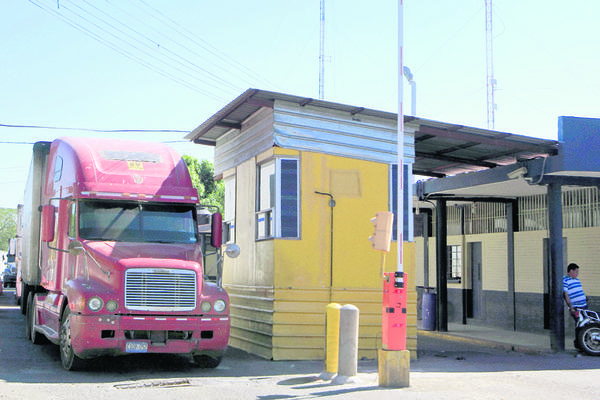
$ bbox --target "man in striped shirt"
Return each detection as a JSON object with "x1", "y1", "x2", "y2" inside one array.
[{"x1": 563, "y1": 263, "x2": 588, "y2": 319}]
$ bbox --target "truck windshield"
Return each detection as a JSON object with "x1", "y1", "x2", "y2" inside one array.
[{"x1": 78, "y1": 200, "x2": 197, "y2": 243}]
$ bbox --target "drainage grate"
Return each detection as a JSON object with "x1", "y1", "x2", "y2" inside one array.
[{"x1": 114, "y1": 379, "x2": 191, "y2": 390}]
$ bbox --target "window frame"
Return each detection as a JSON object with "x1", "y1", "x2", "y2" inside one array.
[
  {"x1": 222, "y1": 175, "x2": 236, "y2": 244},
  {"x1": 447, "y1": 244, "x2": 462, "y2": 283},
  {"x1": 255, "y1": 157, "x2": 300, "y2": 240},
  {"x1": 276, "y1": 158, "x2": 300, "y2": 238},
  {"x1": 256, "y1": 160, "x2": 275, "y2": 240}
]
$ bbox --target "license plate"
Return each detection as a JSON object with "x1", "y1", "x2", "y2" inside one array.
[{"x1": 126, "y1": 341, "x2": 148, "y2": 353}]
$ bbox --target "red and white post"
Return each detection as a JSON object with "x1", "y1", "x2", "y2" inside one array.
[{"x1": 378, "y1": 0, "x2": 410, "y2": 388}]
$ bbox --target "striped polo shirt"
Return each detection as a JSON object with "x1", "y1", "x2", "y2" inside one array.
[{"x1": 563, "y1": 275, "x2": 587, "y2": 308}]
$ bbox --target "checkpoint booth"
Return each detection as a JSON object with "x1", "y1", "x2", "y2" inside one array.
[{"x1": 187, "y1": 89, "x2": 417, "y2": 360}]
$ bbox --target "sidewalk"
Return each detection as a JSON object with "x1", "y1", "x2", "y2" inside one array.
[{"x1": 417, "y1": 321, "x2": 576, "y2": 354}]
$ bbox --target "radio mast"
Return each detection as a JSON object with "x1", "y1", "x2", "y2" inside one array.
[
  {"x1": 485, "y1": 0, "x2": 496, "y2": 129},
  {"x1": 319, "y1": 0, "x2": 325, "y2": 99}
]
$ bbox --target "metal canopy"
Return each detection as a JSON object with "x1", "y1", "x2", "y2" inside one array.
[
  {"x1": 186, "y1": 88, "x2": 560, "y2": 188},
  {"x1": 410, "y1": 119, "x2": 558, "y2": 178}
]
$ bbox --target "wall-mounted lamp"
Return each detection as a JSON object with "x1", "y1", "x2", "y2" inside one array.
[{"x1": 403, "y1": 66, "x2": 416, "y2": 117}]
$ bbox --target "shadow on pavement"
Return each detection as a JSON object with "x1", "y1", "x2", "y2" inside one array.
[{"x1": 1, "y1": 289, "x2": 599, "y2": 387}]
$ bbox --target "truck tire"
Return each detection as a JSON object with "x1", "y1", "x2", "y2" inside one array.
[
  {"x1": 193, "y1": 354, "x2": 222, "y2": 369},
  {"x1": 27, "y1": 292, "x2": 47, "y2": 345},
  {"x1": 20, "y1": 284, "x2": 29, "y2": 315},
  {"x1": 24, "y1": 292, "x2": 33, "y2": 340},
  {"x1": 59, "y1": 307, "x2": 86, "y2": 371},
  {"x1": 577, "y1": 323, "x2": 600, "y2": 356}
]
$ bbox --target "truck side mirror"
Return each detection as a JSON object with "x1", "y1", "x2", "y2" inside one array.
[
  {"x1": 41, "y1": 204, "x2": 56, "y2": 243},
  {"x1": 211, "y1": 212, "x2": 223, "y2": 248}
]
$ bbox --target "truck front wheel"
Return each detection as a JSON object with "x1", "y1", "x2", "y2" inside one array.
[
  {"x1": 59, "y1": 307, "x2": 86, "y2": 370},
  {"x1": 193, "y1": 354, "x2": 222, "y2": 368}
]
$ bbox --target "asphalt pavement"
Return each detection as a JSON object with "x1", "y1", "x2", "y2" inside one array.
[{"x1": 2, "y1": 288, "x2": 600, "y2": 400}]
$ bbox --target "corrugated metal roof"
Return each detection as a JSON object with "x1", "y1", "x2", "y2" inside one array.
[
  {"x1": 412, "y1": 119, "x2": 559, "y2": 177},
  {"x1": 187, "y1": 89, "x2": 559, "y2": 177}
]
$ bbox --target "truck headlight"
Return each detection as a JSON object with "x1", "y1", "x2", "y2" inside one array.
[
  {"x1": 105, "y1": 300, "x2": 118, "y2": 312},
  {"x1": 88, "y1": 297, "x2": 104, "y2": 312},
  {"x1": 214, "y1": 299, "x2": 226, "y2": 313},
  {"x1": 201, "y1": 301, "x2": 212, "y2": 312}
]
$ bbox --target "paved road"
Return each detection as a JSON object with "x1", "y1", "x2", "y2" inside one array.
[{"x1": 1, "y1": 288, "x2": 600, "y2": 399}]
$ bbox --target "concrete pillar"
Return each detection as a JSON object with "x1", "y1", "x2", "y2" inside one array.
[
  {"x1": 332, "y1": 304, "x2": 359, "y2": 384},
  {"x1": 378, "y1": 349, "x2": 410, "y2": 387}
]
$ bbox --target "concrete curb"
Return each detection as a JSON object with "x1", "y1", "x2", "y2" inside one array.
[{"x1": 417, "y1": 329, "x2": 550, "y2": 356}]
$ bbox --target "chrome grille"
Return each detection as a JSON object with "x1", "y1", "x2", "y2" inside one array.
[{"x1": 125, "y1": 268, "x2": 197, "y2": 311}]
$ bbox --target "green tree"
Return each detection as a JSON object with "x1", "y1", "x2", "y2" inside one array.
[
  {"x1": 183, "y1": 155, "x2": 224, "y2": 211},
  {"x1": 0, "y1": 208, "x2": 17, "y2": 252}
]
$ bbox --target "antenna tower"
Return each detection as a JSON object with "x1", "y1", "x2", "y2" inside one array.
[
  {"x1": 319, "y1": 0, "x2": 325, "y2": 99},
  {"x1": 485, "y1": 0, "x2": 496, "y2": 129}
]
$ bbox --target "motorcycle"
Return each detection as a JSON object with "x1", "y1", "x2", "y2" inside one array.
[{"x1": 575, "y1": 309, "x2": 600, "y2": 356}]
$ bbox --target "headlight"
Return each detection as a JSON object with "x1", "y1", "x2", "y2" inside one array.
[
  {"x1": 214, "y1": 299, "x2": 227, "y2": 313},
  {"x1": 88, "y1": 297, "x2": 104, "y2": 312},
  {"x1": 201, "y1": 301, "x2": 212, "y2": 312},
  {"x1": 105, "y1": 300, "x2": 118, "y2": 312}
]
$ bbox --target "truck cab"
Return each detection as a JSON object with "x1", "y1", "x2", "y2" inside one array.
[{"x1": 21, "y1": 137, "x2": 237, "y2": 370}]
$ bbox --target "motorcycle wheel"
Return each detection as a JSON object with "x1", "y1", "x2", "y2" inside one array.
[{"x1": 577, "y1": 323, "x2": 600, "y2": 356}]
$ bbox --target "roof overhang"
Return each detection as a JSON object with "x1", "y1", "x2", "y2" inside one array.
[
  {"x1": 186, "y1": 88, "x2": 398, "y2": 146},
  {"x1": 416, "y1": 156, "x2": 600, "y2": 203},
  {"x1": 187, "y1": 88, "x2": 560, "y2": 179}
]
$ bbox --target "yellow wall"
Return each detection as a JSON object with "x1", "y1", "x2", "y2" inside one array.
[
  {"x1": 224, "y1": 148, "x2": 417, "y2": 360},
  {"x1": 274, "y1": 150, "x2": 395, "y2": 289},
  {"x1": 565, "y1": 227, "x2": 600, "y2": 296},
  {"x1": 272, "y1": 150, "x2": 416, "y2": 360},
  {"x1": 416, "y1": 233, "x2": 507, "y2": 292},
  {"x1": 415, "y1": 227, "x2": 600, "y2": 296},
  {"x1": 477, "y1": 233, "x2": 508, "y2": 291},
  {"x1": 515, "y1": 227, "x2": 600, "y2": 295},
  {"x1": 514, "y1": 230, "x2": 546, "y2": 293}
]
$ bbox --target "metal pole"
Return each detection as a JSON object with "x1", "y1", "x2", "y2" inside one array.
[
  {"x1": 436, "y1": 199, "x2": 448, "y2": 332},
  {"x1": 377, "y1": 4, "x2": 411, "y2": 389},
  {"x1": 315, "y1": 191, "x2": 335, "y2": 302},
  {"x1": 397, "y1": 0, "x2": 404, "y2": 277},
  {"x1": 548, "y1": 183, "x2": 565, "y2": 351}
]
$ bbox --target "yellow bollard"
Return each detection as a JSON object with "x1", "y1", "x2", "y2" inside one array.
[{"x1": 319, "y1": 303, "x2": 341, "y2": 380}]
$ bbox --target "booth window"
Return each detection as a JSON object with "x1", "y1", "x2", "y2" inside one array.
[
  {"x1": 223, "y1": 175, "x2": 236, "y2": 243},
  {"x1": 447, "y1": 245, "x2": 462, "y2": 282},
  {"x1": 256, "y1": 158, "x2": 299, "y2": 240}
]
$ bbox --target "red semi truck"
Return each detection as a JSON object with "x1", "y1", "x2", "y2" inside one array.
[{"x1": 19, "y1": 137, "x2": 235, "y2": 370}]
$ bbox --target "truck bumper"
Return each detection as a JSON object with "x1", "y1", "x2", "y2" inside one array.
[{"x1": 68, "y1": 314, "x2": 230, "y2": 359}]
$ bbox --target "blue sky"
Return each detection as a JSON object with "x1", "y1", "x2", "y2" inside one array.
[{"x1": 1, "y1": 1, "x2": 599, "y2": 208}]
